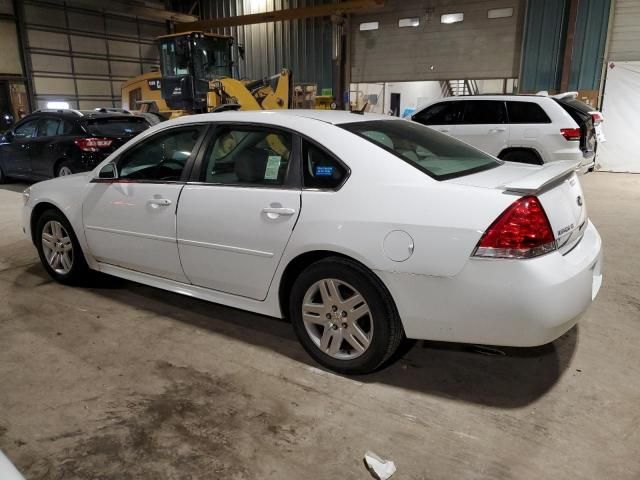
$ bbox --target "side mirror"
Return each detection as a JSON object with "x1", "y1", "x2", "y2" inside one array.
[
  {"x1": 98, "y1": 162, "x2": 117, "y2": 179},
  {"x1": 3, "y1": 130, "x2": 14, "y2": 143}
]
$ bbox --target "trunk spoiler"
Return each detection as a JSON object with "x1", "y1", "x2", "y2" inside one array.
[{"x1": 500, "y1": 160, "x2": 580, "y2": 194}]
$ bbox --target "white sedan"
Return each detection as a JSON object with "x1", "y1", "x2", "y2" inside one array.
[{"x1": 22, "y1": 110, "x2": 603, "y2": 374}]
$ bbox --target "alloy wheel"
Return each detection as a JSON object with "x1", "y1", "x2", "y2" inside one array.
[
  {"x1": 58, "y1": 166, "x2": 73, "y2": 176},
  {"x1": 301, "y1": 278, "x2": 374, "y2": 360},
  {"x1": 41, "y1": 220, "x2": 73, "y2": 274}
]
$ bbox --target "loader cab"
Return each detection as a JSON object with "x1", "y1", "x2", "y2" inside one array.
[{"x1": 159, "y1": 32, "x2": 233, "y2": 112}]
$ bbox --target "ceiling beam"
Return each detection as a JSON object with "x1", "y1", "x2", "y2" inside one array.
[{"x1": 174, "y1": 0, "x2": 384, "y2": 32}]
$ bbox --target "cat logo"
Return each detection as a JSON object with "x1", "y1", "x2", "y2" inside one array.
[{"x1": 577, "y1": 195, "x2": 583, "y2": 206}]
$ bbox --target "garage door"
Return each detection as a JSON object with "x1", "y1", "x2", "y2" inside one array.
[
  {"x1": 350, "y1": 0, "x2": 524, "y2": 83},
  {"x1": 597, "y1": 62, "x2": 640, "y2": 173},
  {"x1": 23, "y1": 0, "x2": 167, "y2": 110}
]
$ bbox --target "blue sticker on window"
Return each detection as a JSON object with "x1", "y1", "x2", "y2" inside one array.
[{"x1": 315, "y1": 165, "x2": 334, "y2": 177}]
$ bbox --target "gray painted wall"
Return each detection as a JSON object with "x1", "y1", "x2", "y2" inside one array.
[
  {"x1": 350, "y1": 0, "x2": 525, "y2": 83},
  {"x1": 608, "y1": 0, "x2": 640, "y2": 61},
  {"x1": 21, "y1": 0, "x2": 167, "y2": 109}
]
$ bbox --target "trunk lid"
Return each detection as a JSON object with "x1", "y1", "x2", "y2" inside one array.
[{"x1": 447, "y1": 161, "x2": 587, "y2": 252}]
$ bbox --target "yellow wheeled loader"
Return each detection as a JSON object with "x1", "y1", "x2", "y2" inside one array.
[{"x1": 121, "y1": 31, "x2": 291, "y2": 119}]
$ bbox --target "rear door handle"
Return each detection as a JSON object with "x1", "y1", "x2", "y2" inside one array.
[
  {"x1": 148, "y1": 198, "x2": 172, "y2": 206},
  {"x1": 438, "y1": 128, "x2": 450, "y2": 133},
  {"x1": 262, "y1": 207, "x2": 296, "y2": 216},
  {"x1": 489, "y1": 128, "x2": 506, "y2": 133}
]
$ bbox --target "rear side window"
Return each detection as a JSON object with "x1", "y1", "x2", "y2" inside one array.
[
  {"x1": 412, "y1": 102, "x2": 463, "y2": 125},
  {"x1": 460, "y1": 100, "x2": 506, "y2": 124},
  {"x1": 84, "y1": 117, "x2": 149, "y2": 136},
  {"x1": 302, "y1": 141, "x2": 348, "y2": 189},
  {"x1": 506, "y1": 101, "x2": 551, "y2": 123},
  {"x1": 340, "y1": 120, "x2": 500, "y2": 181},
  {"x1": 36, "y1": 118, "x2": 60, "y2": 137},
  {"x1": 57, "y1": 119, "x2": 76, "y2": 135},
  {"x1": 200, "y1": 127, "x2": 293, "y2": 186}
]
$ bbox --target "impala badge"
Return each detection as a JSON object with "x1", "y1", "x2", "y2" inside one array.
[{"x1": 577, "y1": 195, "x2": 583, "y2": 206}]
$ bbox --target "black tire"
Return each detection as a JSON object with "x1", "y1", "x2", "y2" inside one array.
[
  {"x1": 55, "y1": 160, "x2": 74, "y2": 177},
  {"x1": 34, "y1": 208, "x2": 91, "y2": 285},
  {"x1": 499, "y1": 150, "x2": 542, "y2": 165},
  {"x1": 289, "y1": 256, "x2": 404, "y2": 375},
  {"x1": 0, "y1": 163, "x2": 7, "y2": 184}
]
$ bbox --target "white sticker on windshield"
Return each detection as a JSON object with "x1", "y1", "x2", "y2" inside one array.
[{"x1": 265, "y1": 155, "x2": 281, "y2": 180}]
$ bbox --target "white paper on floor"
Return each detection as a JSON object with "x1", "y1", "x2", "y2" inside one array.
[{"x1": 364, "y1": 450, "x2": 396, "y2": 479}]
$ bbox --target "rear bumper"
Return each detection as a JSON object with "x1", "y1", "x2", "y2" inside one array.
[{"x1": 376, "y1": 220, "x2": 602, "y2": 347}]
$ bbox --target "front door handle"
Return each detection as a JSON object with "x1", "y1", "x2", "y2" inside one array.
[
  {"x1": 489, "y1": 128, "x2": 506, "y2": 133},
  {"x1": 438, "y1": 128, "x2": 450, "y2": 133},
  {"x1": 148, "y1": 198, "x2": 172, "y2": 207},
  {"x1": 262, "y1": 206, "x2": 296, "y2": 218}
]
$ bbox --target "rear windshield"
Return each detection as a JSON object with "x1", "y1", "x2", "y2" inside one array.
[
  {"x1": 556, "y1": 97, "x2": 593, "y2": 114},
  {"x1": 340, "y1": 120, "x2": 500, "y2": 180},
  {"x1": 83, "y1": 117, "x2": 149, "y2": 137},
  {"x1": 554, "y1": 98, "x2": 591, "y2": 125}
]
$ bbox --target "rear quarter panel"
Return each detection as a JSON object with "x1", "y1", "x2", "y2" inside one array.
[{"x1": 279, "y1": 122, "x2": 517, "y2": 278}]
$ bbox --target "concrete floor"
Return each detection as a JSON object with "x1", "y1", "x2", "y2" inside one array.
[{"x1": 0, "y1": 173, "x2": 638, "y2": 479}]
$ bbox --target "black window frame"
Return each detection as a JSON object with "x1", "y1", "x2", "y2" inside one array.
[
  {"x1": 412, "y1": 101, "x2": 464, "y2": 126},
  {"x1": 92, "y1": 124, "x2": 209, "y2": 184},
  {"x1": 187, "y1": 123, "x2": 301, "y2": 190},
  {"x1": 459, "y1": 100, "x2": 508, "y2": 125},
  {"x1": 300, "y1": 138, "x2": 350, "y2": 191},
  {"x1": 505, "y1": 101, "x2": 552, "y2": 124}
]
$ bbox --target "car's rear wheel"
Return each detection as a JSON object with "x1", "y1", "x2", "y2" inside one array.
[
  {"x1": 289, "y1": 257, "x2": 404, "y2": 374},
  {"x1": 56, "y1": 161, "x2": 74, "y2": 177},
  {"x1": 0, "y1": 164, "x2": 7, "y2": 184},
  {"x1": 35, "y1": 209, "x2": 90, "y2": 284}
]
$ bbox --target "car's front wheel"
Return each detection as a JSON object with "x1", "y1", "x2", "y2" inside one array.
[
  {"x1": 289, "y1": 257, "x2": 404, "y2": 374},
  {"x1": 35, "y1": 209, "x2": 90, "y2": 284}
]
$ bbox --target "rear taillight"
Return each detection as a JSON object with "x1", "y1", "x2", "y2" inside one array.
[
  {"x1": 74, "y1": 137, "x2": 113, "y2": 152},
  {"x1": 590, "y1": 112, "x2": 603, "y2": 124},
  {"x1": 560, "y1": 128, "x2": 581, "y2": 141},
  {"x1": 473, "y1": 196, "x2": 556, "y2": 259}
]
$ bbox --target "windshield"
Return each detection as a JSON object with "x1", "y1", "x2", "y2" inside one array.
[
  {"x1": 193, "y1": 36, "x2": 232, "y2": 80},
  {"x1": 340, "y1": 120, "x2": 500, "y2": 180},
  {"x1": 160, "y1": 35, "x2": 231, "y2": 80},
  {"x1": 84, "y1": 117, "x2": 149, "y2": 137}
]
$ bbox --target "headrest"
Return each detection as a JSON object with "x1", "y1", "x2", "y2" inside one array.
[{"x1": 235, "y1": 148, "x2": 269, "y2": 183}]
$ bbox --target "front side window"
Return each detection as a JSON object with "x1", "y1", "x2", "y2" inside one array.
[
  {"x1": 412, "y1": 102, "x2": 463, "y2": 125},
  {"x1": 37, "y1": 118, "x2": 61, "y2": 137},
  {"x1": 461, "y1": 100, "x2": 507, "y2": 124},
  {"x1": 14, "y1": 119, "x2": 39, "y2": 139},
  {"x1": 200, "y1": 127, "x2": 293, "y2": 186},
  {"x1": 340, "y1": 120, "x2": 500, "y2": 181},
  {"x1": 506, "y1": 101, "x2": 551, "y2": 124},
  {"x1": 117, "y1": 126, "x2": 204, "y2": 181},
  {"x1": 302, "y1": 141, "x2": 348, "y2": 189}
]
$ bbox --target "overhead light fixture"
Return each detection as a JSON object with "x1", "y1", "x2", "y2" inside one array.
[
  {"x1": 398, "y1": 17, "x2": 420, "y2": 28},
  {"x1": 359, "y1": 21, "x2": 379, "y2": 31},
  {"x1": 488, "y1": 8, "x2": 514, "y2": 19},
  {"x1": 441, "y1": 13, "x2": 464, "y2": 24},
  {"x1": 46, "y1": 101, "x2": 70, "y2": 109}
]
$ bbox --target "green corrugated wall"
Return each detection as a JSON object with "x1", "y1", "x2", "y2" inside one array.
[{"x1": 520, "y1": 0, "x2": 610, "y2": 93}]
